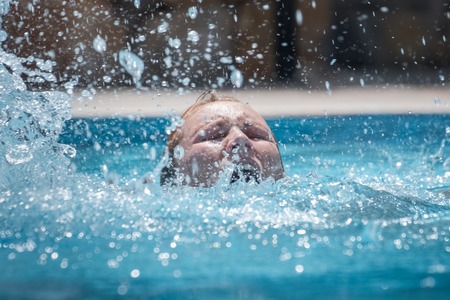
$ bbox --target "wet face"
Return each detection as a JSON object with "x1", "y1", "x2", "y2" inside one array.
[{"x1": 173, "y1": 101, "x2": 284, "y2": 187}]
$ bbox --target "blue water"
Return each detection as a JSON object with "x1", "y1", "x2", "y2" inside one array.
[
  {"x1": 1, "y1": 0, "x2": 449, "y2": 298},
  {"x1": 2, "y1": 115, "x2": 449, "y2": 299}
]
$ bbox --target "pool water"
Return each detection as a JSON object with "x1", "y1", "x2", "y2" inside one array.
[{"x1": 1, "y1": 115, "x2": 449, "y2": 299}]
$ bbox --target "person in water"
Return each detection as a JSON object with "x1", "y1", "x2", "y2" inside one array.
[{"x1": 160, "y1": 91, "x2": 285, "y2": 187}]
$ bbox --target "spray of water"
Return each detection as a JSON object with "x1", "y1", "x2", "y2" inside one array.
[
  {"x1": 0, "y1": 0, "x2": 74, "y2": 192},
  {"x1": 1, "y1": 2, "x2": 450, "y2": 297}
]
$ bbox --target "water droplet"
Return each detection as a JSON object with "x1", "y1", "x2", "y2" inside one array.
[
  {"x1": 380, "y1": 6, "x2": 389, "y2": 13},
  {"x1": 130, "y1": 269, "x2": 140, "y2": 278},
  {"x1": 93, "y1": 142, "x2": 102, "y2": 152},
  {"x1": 169, "y1": 37, "x2": 181, "y2": 49},
  {"x1": 187, "y1": 6, "x2": 198, "y2": 19},
  {"x1": 173, "y1": 270, "x2": 182, "y2": 278},
  {"x1": 157, "y1": 21, "x2": 169, "y2": 33},
  {"x1": 422, "y1": 36, "x2": 426, "y2": 46},
  {"x1": 360, "y1": 78, "x2": 365, "y2": 87},
  {"x1": 325, "y1": 81, "x2": 331, "y2": 93},
  {"x1": 134, "y1": 0, "x2": 140, "y2": 9},
  {"x1": 420, "y1": 277, "x2": 436, "y2": 288},
  {"x1": 187, "y1": 30, "x2": 200, "y2": 43},
  {"x1": 296, "y1": 10, "x2": 303, "y2": 26},
  {"x1": 220, "y1": 56, "x2": 233, "y2": 64},
  {"x1": 0, "y1": 30, "x2": 7, "y2": 42},
  {"x1": 230, "y1": 69, "x2": 243, "y2": 88},
  {"x1": 119, "y1": 50, "x2": 144, "y2": 84},
  {"x1": 174, "y1": 145, "x2": 185, "y2": 159},
  {"x1": 60, "y1": 144, "x2": 77, "y2": 158},
  {"x1": 330, "y1": 58, "x2": 336, "y2": 65},
  {"x1": 295, "y1": 265, "x2": 304, "y2": 273},
  {"x1": 163, "y1": 56, "x2": 172, "y2": 68},
  {"x1": 117, "y1": 285, "x2": 128, "y2": 296},
  {"x1": 181, "y1": 77, "x2": 190, "y2": 86}
]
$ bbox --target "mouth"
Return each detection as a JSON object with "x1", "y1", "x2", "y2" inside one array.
[{"x1": 230, "y1": 164, "x2": 261, "y2": 184}]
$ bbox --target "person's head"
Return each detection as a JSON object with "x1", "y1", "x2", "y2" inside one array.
[{"x1": 160, "y1": 91, "x2": 284, "y2": 187}]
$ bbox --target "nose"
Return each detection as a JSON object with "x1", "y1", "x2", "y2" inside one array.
[{"x1": 225, "y1": 127, "x2": 252, "y2": 155}]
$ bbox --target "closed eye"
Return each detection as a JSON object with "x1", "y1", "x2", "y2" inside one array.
[
  {"x1": 246, "y1": 130, "x2": 272, "y2": 142},
  {"x1": 243, "y1": 125, "x2": 273, "y2": 142},
  {"x1": 204, "y1": 132, "x2": 225, "y2": 142},
  {"x1": 197, "y1": 127, "x2": 227, "y2": 143},
  {"x1": 249, "y1": 134, "x2": 266, "y2": 141}
]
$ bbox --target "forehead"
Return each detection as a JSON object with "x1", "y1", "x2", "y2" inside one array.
[{"x1": 185, "y1": 101, "x2": 266, "y2": 125}]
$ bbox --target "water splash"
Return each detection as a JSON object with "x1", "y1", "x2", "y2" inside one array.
[
  {"x1": 119, "y1": 50, "x2": 144, "y2": 87},
  {"x1": 2, "y1": 113, "x2": 450, "y2": 298},
  {"x1": 0, "y1": 79, "x2": 73, "y2": 190},
  {"x1": 1, "y1": 1, "x2": 450, "y2": 297},
  {"x1": 0, "y1": 0, "x2": 73, "y2": 191}
]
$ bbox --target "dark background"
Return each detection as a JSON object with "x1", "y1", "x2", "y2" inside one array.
[{"x1": 3, "y1": 0, "x2": 449, "y2": 90}]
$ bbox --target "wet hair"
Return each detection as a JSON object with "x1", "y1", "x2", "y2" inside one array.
[{"x1": 159, "y1": 90, "x2": 283, "y2": 185}]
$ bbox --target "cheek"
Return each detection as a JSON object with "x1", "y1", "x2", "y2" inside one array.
[
  {"x1": 255, "y1": 143, "x2": 282, "y2": 163},
  {"x1": 179, "y1": 144, "x2": 224, "y2": 174}
]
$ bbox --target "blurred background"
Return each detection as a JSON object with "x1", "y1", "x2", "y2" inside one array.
[{"x1": 2, "y1": 0, "x2": 449, "y2": 92}]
